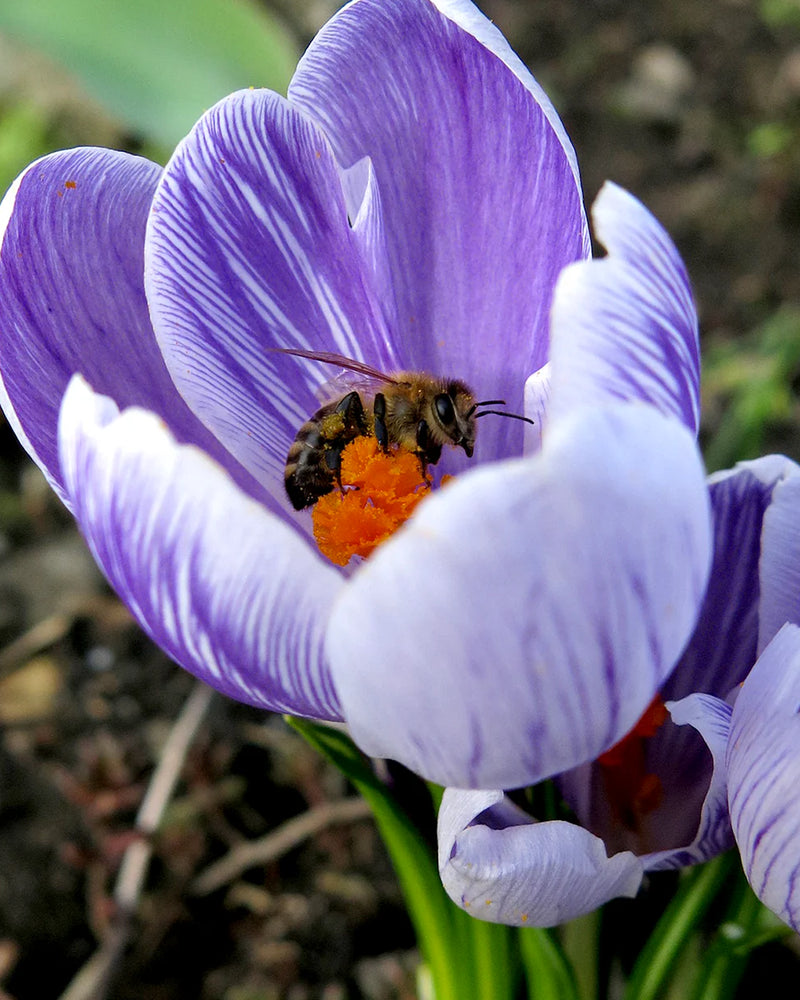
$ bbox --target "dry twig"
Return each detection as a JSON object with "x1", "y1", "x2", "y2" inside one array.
[
  {"x1": 191, "y1": 795, "x2": 373, "y2": 896},
  {"x1": 56, "y1": 681, "x2": 214, "y2": 1000}
]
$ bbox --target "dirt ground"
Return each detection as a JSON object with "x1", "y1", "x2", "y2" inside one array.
[{"x1": 1, "y1": 1, "x2": 800, "y2": 998}]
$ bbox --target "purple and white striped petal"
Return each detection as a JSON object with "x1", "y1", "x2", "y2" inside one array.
[
  {"x1": 438, "y1": 789, "x2": 642, "y2": 926},
  {"x1": 145, "y1": 89, "x2": 393, "y2": 509},
  {"x1": 327, "y1": 402, "x2": 711, "y2": 790},
  {"x1": 726, "y1": 623, "x2": 800, "y2": 930},
  {"x1": 0, "y1": 148, "x2": 268, "y2": 509},
  {"x1": 644, "y1": 693, "x2": 734, "y2": 869},
  {"x1": 757, "y1": 467, "x2": 800, "y2": 651},
  {"x1": 664, "y1": 457, "x2": 797, "y2": 702},
  {"x1": 549, "y1": 183, "x2": 700, "y2": 434},
  {"x1": 58, "y1": 376, "x2": 344, "y2": 721},
  {"x1": 289, "y1": 0, "x2": 589, "y2": 463}
]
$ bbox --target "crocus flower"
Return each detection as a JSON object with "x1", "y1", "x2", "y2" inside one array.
[{"x1": 1, "y1": 0, "x2": 712, "y2": 909}]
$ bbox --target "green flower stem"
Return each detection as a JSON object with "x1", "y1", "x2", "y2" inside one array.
[
  {"x1": 562, "y1": 910, "x2": 600, "y2": 1000},
  {"x1": 519, "y1": 926, "x2": 582, "y2": 1000},
  {"x1": 464, "y1": 916, "x2": 517, "y2": 1000},
  {"x1": 688, "y1": 866, "x2": 789, "y2": 1000},
  {"x1": 622, "y1": 852, "x2": 737, "y2": 1000},
  {"x1": 287, "y1": 718, "x2": 471, "y2": 1000}
]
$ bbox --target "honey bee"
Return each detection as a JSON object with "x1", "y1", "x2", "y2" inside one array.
[{"x1": 278, "y1": 348, "x2": 532, "y2": 511}]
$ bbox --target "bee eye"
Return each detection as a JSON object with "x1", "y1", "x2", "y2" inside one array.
[{"x1": 434, "y1": 393, "x2": 455, "y2": 425}]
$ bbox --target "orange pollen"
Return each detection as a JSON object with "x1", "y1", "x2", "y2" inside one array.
[
  {"x1": 312, "y1": 436, "x2": 432, "y2": 566},
  {"x1": 597, "y1": 695, "x2": 668, "y2": 830}
]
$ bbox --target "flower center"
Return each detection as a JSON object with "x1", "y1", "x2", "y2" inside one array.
[
  {"x1": 312, "y1": 436, "x2": 432, "y2": 566},
  {"x1": 597, "y1": 695, "x2": 668, "y2": 831}
]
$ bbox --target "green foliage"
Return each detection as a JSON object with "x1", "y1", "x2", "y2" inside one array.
[
  {"x1": 760, "y1": 0, "x2": 800, "y2": 29},
  {"x1": 0, "y1": 102, "x2": 51, "y2": 194},
  {"x1": 702, "y1": 306, "x2": 800, "y2": 471},
  {"x1": 0, "y1": 0, "x2": 299, "y2": 153},
  {"x1": 746, "y1": 122, "x2": 795, "y2": 159}
]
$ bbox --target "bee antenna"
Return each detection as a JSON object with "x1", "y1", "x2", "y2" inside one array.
[
  {"x1": 474, "y1": 409, "x2": 535, "y2": 425},
  {"x1": 467, "y1": 398, "x2": 506, "y2": 418}
]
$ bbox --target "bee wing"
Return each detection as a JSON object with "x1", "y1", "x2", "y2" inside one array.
[{"x1": 271, "y1": 347, "x2": 405, "y2": 402}]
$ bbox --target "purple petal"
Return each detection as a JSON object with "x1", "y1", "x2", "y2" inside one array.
[
  {"x1": 0, "y1": 148, "x2": 268, "y2": 508},
  {"x1": 145, "y1": 89, "x2": 393, "y2": 507},
  {"x1": 549, "y1": 183, "x2": 700, "y2": 434},
  {"x1": 757, "y1": 464, "x2": 800, "y2": 651},
  {"x1": 438, "y1": 789, "x2": 642, "y2": 926},
  {"x1": 557, "y1": 690, "x2": 731, "y2": 862},
  {"x1": 58, "y1": 376, "x2": 344, "y2": 720},
  {"x1": 289, "y1": 0, "x2": 589, "y2": 462},
  {"x1": 327, "y1": 403, "x2": 711, "y2": 789},
  {"x1": 664, "y1": 457, "x2": 796, "y2": 702},
  {"x1": 641, "y1": 693, "x2": 734, "y2": 869},
  {"x1": 726, "y1": 623, "x2": 800, "y2": 930}
]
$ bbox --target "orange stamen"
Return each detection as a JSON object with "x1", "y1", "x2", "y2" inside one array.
[
  {"x1": 312, "y1": 436, "x2": 431, "y2": 566},
  {"x1": 597, "y1": 695, "x2": 668, "y2": 830}
]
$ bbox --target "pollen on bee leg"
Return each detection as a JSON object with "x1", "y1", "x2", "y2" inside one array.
[{"x1": 312, "y1": 436, "x2": 431, "y2": 566}]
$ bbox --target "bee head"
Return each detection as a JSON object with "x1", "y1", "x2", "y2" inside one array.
[{"x1": 433, "y1": 382, "x2": 477, "y2": 457}]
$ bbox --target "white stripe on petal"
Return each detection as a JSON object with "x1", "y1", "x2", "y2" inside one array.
[
  {"x1": 550, "y1": 183, "x2": 700, "y2": 433},
  {"x1": 289, "y1": 0, "x2": 589, "y2": 462},
  {"x1": 145, "y1": 89, "x2": 392, "y2": 506},
  {"x1": 59, "y1": 376, "x2": 344, "y2": 720}
]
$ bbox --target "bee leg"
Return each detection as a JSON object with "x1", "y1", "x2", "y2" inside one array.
[
  {"x1": 415, "y1": 420, "x2": 435, "y2": 483},
  {"x1": 336, "y1": 391, "x2": 366, "y2": 431},
  {"x1": 373, "y1": 392, "x2": 389, "y2": 450},
  {"x1": 325, "y1": 443, "x2": 347, "y2": 494},
  {"x1": 328, "y1": 392, "x2": 365, "y2": 495}
]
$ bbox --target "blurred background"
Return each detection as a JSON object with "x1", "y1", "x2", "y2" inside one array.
[{"x1": 0, "y1": 1, "x2": 799, "y2": 997}]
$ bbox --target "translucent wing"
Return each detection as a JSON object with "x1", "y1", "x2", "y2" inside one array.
[
  {"x1": 272, "y1": 347, "x2": 402, "y2": 382},
  {"x1": 271, "y1": 347, "x2": 407, "y2": 402}
]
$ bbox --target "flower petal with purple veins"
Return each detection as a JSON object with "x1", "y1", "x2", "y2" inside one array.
[
  {"x1": 327, "y1": 402, "x2": 711, "y2": 790},
  {"x1": 726, "y1": 623, "x2": 800, "y2": 931},
  {"x1": 645, "y1": 693, "x2": 734, "y2": 869},
  {"x1": 0, "y1": 148, "x2": 268, "y2": 508},
  {"x1": 59, "y1": 376, "x2": 344, "y2": 720},
  {"x1": 665, "y1": 457, "x2": 799, "y2": 703},
  {"x1": 757, "y1": 468, "x2": 800, "y2": 651},
  {"x1": 145, "y1": 88, "x2": 395, "y2": 509},
  {"x1": 289, "y1": 0, "x2": 589, "y2": 463},
  {"x1": 549, "y1": 182, "x2": 700, "y2": 434},
  {"x1": 438, "y1": 789, "x2": 643, "y2": 926}
]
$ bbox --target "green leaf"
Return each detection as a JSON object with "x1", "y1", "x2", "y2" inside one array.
[
  {"x1": 688, "y1": 870, "x2": 792, "y2": 1000},
  {"x1": 702, "y1": 306, "x2": 800, "y2": 471},
  {"x1": 518, "y1": 926, "x2": 582, "y2": 1000},
  {"x1": 287, "y1": 717, "x2": 471, "y2": 1000},
  {"x1": 0, "y1": 0, "x2": 300, "y2": 152},
  {"x1": 622, "y1": 853, "x2": 737, "y2": 1000}
]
